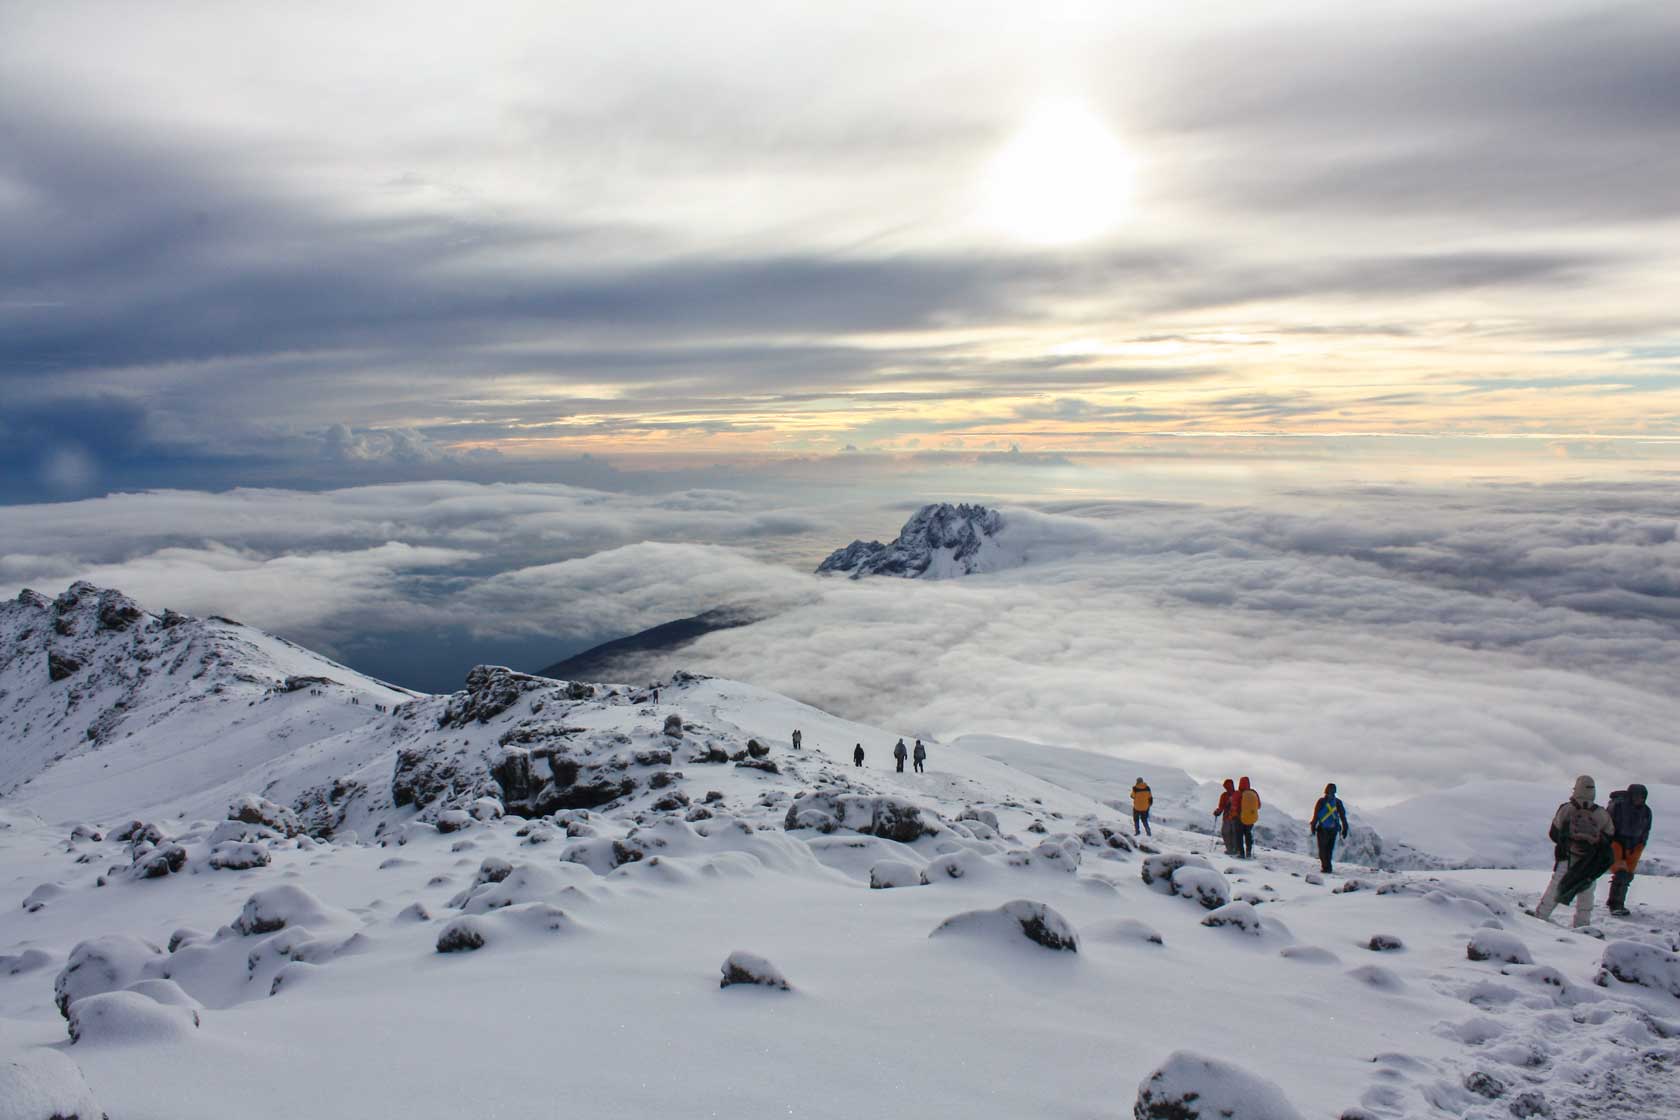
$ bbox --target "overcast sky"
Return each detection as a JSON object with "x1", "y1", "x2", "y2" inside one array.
[{"x1": 4, "y1": 1, "x2": 1680, "y2": 499}]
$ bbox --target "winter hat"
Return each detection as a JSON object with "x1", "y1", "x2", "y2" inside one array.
[
  {"x1": 1629, "y1": 783, "x2": 1648, "y2": 802},
  {"x1": 1238, "y1": 776, "x2": 1251, "y2": 790},
  {"x1": 1571, "y1": 775, "x2": 1596, "y2": 804}
]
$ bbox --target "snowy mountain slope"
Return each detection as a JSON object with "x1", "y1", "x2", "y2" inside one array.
[
  {"x1": 816, "y1": 502, "x2": 1015, "y2": 578},
  {"x1": 1, "y1": 585, "x2": 1678, "y2": 1119},
  {"x1": 0, "y1": 583, "x2": 416, "y2": 823}
]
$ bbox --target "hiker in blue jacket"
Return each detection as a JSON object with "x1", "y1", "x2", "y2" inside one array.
[{"x1": 1310, "y1": 783, "x2": 1350, "y2": 874}]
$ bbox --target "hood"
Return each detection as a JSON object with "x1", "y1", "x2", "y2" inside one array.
[
  {"x1": 1628, "y1": 783, "x2": 1648, "y2": 804},
  {"x1": 1222, "y1": 779, "x2": 1235, "y2": 791},
  {"x1": 1324, "y1": 783, "x2": 1337, "y2": 797},
  {"x1": 1571, "y1": 774, "x2": 1596, "y2": 805},
  {"x1": 1238, "y1": 777, "x2": 1251, "y2": 791}
]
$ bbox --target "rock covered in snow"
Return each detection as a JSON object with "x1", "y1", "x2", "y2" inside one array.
[
  {"x1": 54, "y1": 934, "x2": 163, "y2": 1019},
  {"x1": 784, "y1": 792, "x2": 940, "y2": 842},
  {"x1": 930, "y1": 899, "x2": 1079, "y2": 952},
  {"x1": 1595, "y1": 940, "x2": 1680, "y2": 998},
  {"x1": 1366, "y1": 934, "x2": 1405, "y2": 952},
  {"x1": 228, "y1": 794, "x2": 302, "y2": 837},
  {"x1": 816, "y1": 502, "x2": 1007, "y2": 579},
  {"x1": 719, "y1": 950, "x2": 789, "y2": 990},
  {"x1": 207, "y1": 841, "x2": 270, "y2": 870},
  {"x1": 1200, "y1": 902, "x2": 1263, "y2": 935},
  {"x1": 1170, "y1": 866, "x2": 1231, "y2": 911},
  {"x1": 1466, "y1": 930, "x2": 1533, "y2": 965},
  {"x1": 233, "y1": 885, "x2": 343, "y2": 936},
  {"x1": 1133, "y1": 1051, "x2": 1305, "y2": 1120},
  {"x1": 436, "y1": 917, "x2": 487, "y2": 953},
  {"x1": 1140, "y1": 852, "x2": 1213, "y2": 890},
  {"x1": 0, "y1": 1048, "x2": 105, "y2": 1119},
  {"x1": 68, "y1": 989, "x2": 200, "y2": 1044},
  {"x1": 869, "y1": 860, "x2": 922, "y2": 889}
]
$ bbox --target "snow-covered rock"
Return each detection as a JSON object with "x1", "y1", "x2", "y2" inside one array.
[
  {"x1": 930, "y1": 899, "x2": 1079, "y2": 952},
  {"x1": 783, "y1": 792, "x2": 939, "y2": 842},
  {"x1": 229, "y1": 794, "x2": 302, "y2": 838},
  {"x1": 719, "y1": 951, "x2": 790, "y2": 990},
  {"x1": 1200, "y1": 901, "x2": 1263, "y2": 935},
  {"x1": 816, "y1": 503, "x2": 1008, "y2": 579},
  {"x1": 53, "y1": 934, "x2": 164, "y2": 1019},
  {"x1": 1133, "y1": 1051, "x2": 1304, "y2": 1120},
  {"x1": 1170, "y1": 866, "x2": 1231, "y2": 911},
  {"x1": 1595, "y1": 940, "x2": 1680, "y2": 999},
  {"x1": 68, "y1": 989, "x2": 200, "y2": 1044},
  {"x1": 1466, "y1": 930, "x2": 1533, "y2": 965},
  {"x1": 0, "y1": 1048, "x2": 105, "y2": 1119},
  {"x1": 869, "y1": 860, "x2": 921, "y2": 889},
  {"x1": 233, "y1": 885, "x2": 347, "y2": 936},
  {"x1": 208, "y1": 841, "x2": 270, "y2": 871}
]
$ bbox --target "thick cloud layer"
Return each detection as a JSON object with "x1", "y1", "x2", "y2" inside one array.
[{"x1": 3, "y1": 478, "x2": 1676, "y2": 812}]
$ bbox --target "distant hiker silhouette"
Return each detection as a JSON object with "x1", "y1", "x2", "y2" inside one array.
[
  {"x1": 1131, "y1": 779, "x2": 1152, "y2": 836},
  {"x1": 1606, "y1": 783, "x2": 1652, "y2": 916},
  {"x1": 1310, "y1": 783, "x2": 1349, "y2": 873},
  {"x1": 912, "y1": 740, "x2": 926, "y2": 773},
  {"x1": 893, "y1": 738, "x2": 908, "y2": 773},
  {"x1": 1237, "y1": 777, "x2": 1261, "y2": 859},
  {"x1": 1535, "y1": 775, "x2": 1614, "y2": 927},
  {"x1": 853, "y1": 744, "x2": 865, "y2": 767},
  {"x1": 791, "y1": 729, "x2": 802, "y2": 750}
]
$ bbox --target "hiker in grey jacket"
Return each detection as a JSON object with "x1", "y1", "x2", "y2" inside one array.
[
  {"x1": 1534, "y1": 775, "x2": 1615, "y2": 928},
  {"x1": 912, "y1": 740, "x2": 927, "y2": 773}
]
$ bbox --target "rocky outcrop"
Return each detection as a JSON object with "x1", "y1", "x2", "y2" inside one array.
[
  {"x1": 817, "y1": 502, "x2": 1005, "y2": 579},
  {"x1": 783, "y1": 792, "x2": 939, "y2": 842},
  {"x1": 438, "y1": 665, "x2": 549, "y2": 728},
  {"x1": 47, "y1": 650, "x2": 82, "y2": 681}
]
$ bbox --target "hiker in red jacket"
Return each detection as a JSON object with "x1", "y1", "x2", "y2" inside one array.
[{"x1": 1212, "y1": 779, "x2": 1239, "y2": 856}]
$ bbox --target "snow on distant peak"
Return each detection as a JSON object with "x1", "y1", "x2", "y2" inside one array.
[{"x1": 816, "y1": 502, "x2": 1011, "y2": 579}]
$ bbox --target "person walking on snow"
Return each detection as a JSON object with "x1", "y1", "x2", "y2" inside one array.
[
  {"x1": 912, "y1": 740, "x2": 927, "y2": 773},
  {"x1": 1606, "y1": 784, "x2": 1653, "y2": 917},
  {"x1": 1237, "y1": 777, "x2": 1261, "y2": 859},
  {"x1": 893, "y1": 738, "x2": 908, "y2": 773},
  {"x1": 1310, "y1": 783, "x2": 1349, "y2": 874},
  {"x1": 853, "y1": 744, "x2": 865, "y2": 768},
  {"x1": 1131, "y1": 778, "x2": 1153, "y2": 837},
  {"x1": 791, "y1": 729, "x2": 802, "y2": 750},
  {"x1": 1213, "y1": 779, "x2": 1240, "y2": 856},
  {"x1": 1534, "y1": 775, "x2": 1615, "y2": 928}
]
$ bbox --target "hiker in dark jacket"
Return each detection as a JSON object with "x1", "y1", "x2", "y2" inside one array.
[
  {"x1": 791, "y1": 729, "x2": 802, "y2": 750},
  {"x1": 1310, "y1": 783, "x2": 1350, "y2": 874},
  {"x1": 893, "y1": 739, "x2": 908, "y2": 772},
  {"x1": 1535, "y1": 775, "x2": 1615, "y2": 927},
  {"x1": 912, "y1": 740, "x2": 927, "y2": 773},
  {"x1": 853, "y1": 744, "x2": 865, "y2": 767},
  {"x1": 1605, "y1": 784, "x2": 1653, "y2": 917}
]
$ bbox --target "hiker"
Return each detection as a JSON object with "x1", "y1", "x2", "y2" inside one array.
[
  {"x1": 1310, "y1": 783, "x2": 1349, "y2": 873},
  {"x1": 893, "y1": 738, "x2": 908, "y2": 773},
  {"x1": 1131, "y1": 778, "x2": 1153, "y2": 836},
  {"x1": 912, "y1": 740, "x2": 927, "y2": 773},
  {"x1": 1237, "y1": 776, "x2": 1261, "y2": 859},
  {"x1": 1606, "y1": 784, "x2": 1652, "y2": 917},
  {"x1": 1213, "y1": 779, "x2": 1239, "y2": 856},
  {"x1": 853, "y1": 744, "x2": 865, "y2": 768},
  {"x1": 1535, "y1": 775, "x2": 1615, "y2": 928},
  {"x1": 791, "y1": 729, "x2": 802, "y2": 751}
]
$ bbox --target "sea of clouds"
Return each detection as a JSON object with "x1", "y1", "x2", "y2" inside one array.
[{"x1": 3, "y1": 478, "x2": 1676, "y2": 813}]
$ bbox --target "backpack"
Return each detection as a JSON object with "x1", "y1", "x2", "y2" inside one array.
[
  {"x1": 1313, "y1": 798, "x2": 1344, "y2": 831},
  {"x1": 1562, "y1": 801, "x2": 1608, "y2": 855},
  {"x1": 1240, "y1": 788, "x2": 1260, "y2": 825}
]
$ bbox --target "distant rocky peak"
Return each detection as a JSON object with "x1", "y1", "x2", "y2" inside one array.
[{"x1": 816, "y1": 502, "x2": 1007, "y2": 579}]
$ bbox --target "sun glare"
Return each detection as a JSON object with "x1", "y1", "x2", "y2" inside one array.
[{"x1": 983, "y1": 101, "x2": 1135, "y2": 245}]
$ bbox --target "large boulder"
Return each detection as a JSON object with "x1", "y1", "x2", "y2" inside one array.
[
  {"x1": 1134, "y1": 1051, "x2": 1305, "y2": 1120},
  {"x1": 930, "y1": 900, "x2": 1079, "y2": 952}
]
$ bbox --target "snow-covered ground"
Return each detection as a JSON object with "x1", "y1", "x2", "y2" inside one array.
[{"x1": 1, "y1": 586, "x2": 1676, "y2": 1119}]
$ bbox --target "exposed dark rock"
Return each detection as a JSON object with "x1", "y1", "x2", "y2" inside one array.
[
  {"x1": 280, "y1": 674, "x2": 336, "y2": 693},
  {"x1": 229, "y1": 794, "x2": 302, "y2": 837},
  {"x1": 1366, "y1": 934, "x2": 1405, "y2": 953},
  {"x1": 719, "y1": 950, "x2": 789, "y2": 990},
  {"x1": 439, "y1": 665, "x2": 544, "y2": 728},
  {"x1": 652, "y1": 791, "x2": 691, "y2": 812},
  {"x1": 436, "y1": 918, "x2": 486, "y2": 953},
  {"x1": 47, "y1": 650, "x2": 82, "y2": 682},
  {"x1": 736, "y1": 758, "x2": 779, "y2": 775},
  {"x1": 1463, "y1": 1071, "x2": 1505, "y2": 1099},
  {"x1": 746, "y1": 739, "x2": 769, "y2": 758},
  {"x1": 548, "y1": 778, "x2": 635, "y2": 811},
  {"x1": 634, "y1": 749, "x2": 673, "y2": 766},
  {"x1": 663, "y1": 714, "x2": 684, "y2": 737}
]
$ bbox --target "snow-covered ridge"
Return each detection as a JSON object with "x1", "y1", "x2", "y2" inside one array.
[{"x1": 816, "y1": 502, "x2": 1012, "y2": 578}]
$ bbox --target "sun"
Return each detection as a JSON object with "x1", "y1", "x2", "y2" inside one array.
[{"x1": 983, "y1": 100, "x2": 1135, "y2": 245}]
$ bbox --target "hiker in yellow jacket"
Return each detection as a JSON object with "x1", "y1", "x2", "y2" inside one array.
[
  {"x1": 1236, "y1": 776, "x2": 1261, "y2": 859},
  {"x1": 1131, "y1": 778, "x2": 1153, "y2": 837}
]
